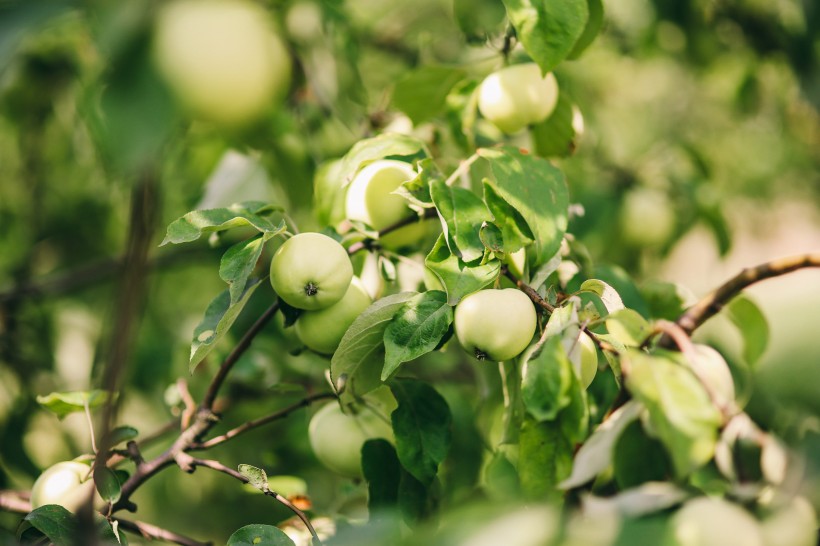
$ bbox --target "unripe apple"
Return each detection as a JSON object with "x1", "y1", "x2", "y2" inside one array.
[
  {"x1": 478, "y1": 63, "x2": 559, "y2": 134},
  {"x1": 619, "y1": 188, "x2": 676, "y2": 247},
  {"x1": 153, "y1": 0, "x2": 291, "y2": 126},
  {"x1": 577, "y1": 334, "x2": 598, "y2": 389},
  {"x1": 345, "y1": 159, "x2": 427, "y2": 249},
  {"x1": 295, "y1": 277, "x2": 372, "y2": 354},
  {"x1": 308, "y1": 389, "x2": 397, "y2": 478},
  {"x1": 673, "y1": 497, "x2": 764, "y2": 546},
  {"x1": 30, "y1": 461, "x2": 96, "y2": 513},
  {"x1": 270, "y1": 233, "x2": 353, "y2": 310},
  {"x1": 454, "y1": 288, "x2": 537, "y2": 361}
]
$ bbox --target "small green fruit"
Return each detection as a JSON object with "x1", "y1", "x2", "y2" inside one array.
[
  {"x1": 295, "y1": 277, "x2": 372, "y2": 354},
  {"x1": 454, "y1": 288, "x2": 537, "y2": 361},
  {"x1": 478, "y1": 63, "x2": 559, "y2": 134},
  {"x1": 30, "y1": 461, "x2": 96, "y2": 513}
]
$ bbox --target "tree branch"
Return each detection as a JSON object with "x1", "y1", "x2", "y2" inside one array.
[
  {"x1": 193, "y1": 392, "x2": 337, "y2": 450},
  {"x1": 669, "y1": 253, "x2": 820, "y2": 341},
  {"x1": 502, "y1": 267, "x2": 556, "y2": 312},
  {"x1": 186, "y1": 458, "x2": 321, "y2": 545}
]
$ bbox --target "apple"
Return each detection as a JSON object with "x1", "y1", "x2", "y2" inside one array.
[
  {"x1": 270, "y1": 232, "x2": 353, "y2": 310},
  {"x1": 478, "y1": 63, "x2": 559, "y2": 134},
  {"x1": 577, "y1": 334, "x2": 598, "y2": 389},
  {"x1": 454, "y1": 288, "x2": 537, "y2": 361},
  {"x1": 30, "y1": 461, "x2": 96, "y2": 513},
  {"x1": 308, "y1": 389, "x2": 397, "y2": 478},
  {"x1": 153, "y1": 0, "x2": 291, "y2": 126},
  {"x1": 619, "y1": 188, "x2": 676, "y2": 247},
  {"x1": 345, "y1": 159, "x2": 427, "y2": 249},
  {"x1": 673, "y1": 496, "x2": 764, "y2": 546},
  {"x1": 295, "y1": 277, "x2": 372, "y2": 354}
]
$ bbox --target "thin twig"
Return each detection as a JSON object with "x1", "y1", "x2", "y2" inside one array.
[
  {"x1": 444, "y1": 152, "x2": 480, "y2": 187},
  {"x1": 200, "y1": 301, "x2": 281, "y2": 411},
  {"x1": 502, "y1": 266, "x2": 556, "y2": 312},
  {"x1": 193, "y1": 392, "x2": 337, "y2": 450},
  {"x1": 671, "y1": 253, "x2": 820, "y2": 339},
  {"x1": 177, "y1": 378, "x2": 197, "y2": 429},
  {"x1": 187, "y1": 458, "x2": 321, "y2": 545}
]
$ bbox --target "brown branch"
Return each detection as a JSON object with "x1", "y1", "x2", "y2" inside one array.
[
  {"x1": 193, "y1": 392, "x2": 337, "y2": 450},
  {"x1": 200, "y1": 301, "x2": 281, "y2": 411},
  {"x1": 186, "y1": 458, "x2": 321, "y2": 545},
  {"x1": 0, "y1": 489, "x2": 30, "y2": 513},
  {"x1": 346, "y1": 208, "x2": 438, "y2": 255},
  {"x1": 502, "y1": 266, "x2": 556, "y2": 312},
  {"x1": 673, "y1": 253, "x2": 820, "y2": 338}
]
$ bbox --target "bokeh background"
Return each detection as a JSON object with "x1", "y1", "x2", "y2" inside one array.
[{"x1": 0, "y1": 0, "x2": 818, "y2": 543}]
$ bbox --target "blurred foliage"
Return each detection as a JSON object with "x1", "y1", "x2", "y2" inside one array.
[{"x1": 0, "y1": 0, "x2": 818, "y2": 544}]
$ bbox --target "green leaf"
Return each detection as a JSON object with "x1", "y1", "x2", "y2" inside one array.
[
  {"x1": 518, "y1": 415, "x2": 574, "y2": 501},
  {"x1": 362, "y1": 439, "x2": 401, "y2": 517},
  {"x1": 478, "y1": 221, "x2": 505, "y2": 253},
  {"x1": 531, "y1": 90, "x2": 581, "y2": 159},
  {"x1": 108, "y1": 426, "x2": 139, "y2": 446},
  {"x1": 430, "y1": 179, "x2": 492, "y2": 263},
  {"x1": 605, "y1": 309, "x2": 652, "y2": 347},
  {"x1": 93, "y1": 466, "x2": 122, "y2": 504},
  {"x1": 339, "y1": 133, "x2": 428, "y2": 187},
  {"x1": 389, "y1": 379, "x2": 452, "y2": 485},
  {"x1": 36, "y1": 390, "x2": 109, "y2": 420},
  {"x1": 21, "y1": 505, "x2": 76, "y2": 546},
  {"x1": 567, "y1": 0, "x2": 604, "y2": 59},
  {"x1": 424, "y1": 234, "x2": 500, "y2": 305},
  {"x1": 521, "y1": 336, "x2": 574, "y2": 422},
  {"x1": 479, "y1": 147, "x2": 568, "y2": 266},
  {"x1": 579, "y1": 279, "x2": 625, "y2": 314},
  {"x1": 189, "y1": 279, "x2": 263, "y2": 372},
  {"x1": 383, "y1": 291, "x2": 454, "y2": 380},
  {"x1": 502, "y1": 0, "x2": 589, "y2": 74},
  {"x1": 398, "y1": 469, "x2": 432, "y2": 526},
  {"x1": 482, "y1": 181, "x2": 534, "y2": 253},
  {"x1": 161, "y1": 202, "x2": 284, "y2": 246},
  {"x1": 392, "y1": 66, "x2": 467, "y2": 124},
  {"x1": 725, "y1": 294, "x2": 768, "y2": 366},
  {"x1": 238, "y1": 464, "x2": 269, "y2": 493},
  {"x1": 625, "y1": 350, "x2": 722, "y2": 477},
  {"x1": 393, "y1": 158, "x2": 440, "y2": 212},
  {"x1": 220, "y1": 235, "x2": 274, "y2": 304},
  {"x1": 484, "y1": 451, "x2": 521, "y2": 501},
  {"x1": 226, "y1": 524, "x2": 295, "y2": 546},
  {"x1": 613, "y1": 420, "x2": 673, "y2": 488},
  {"x1": 640, "y1": 280, "x2": 692, "y2": 321},
  {"x1": 331, "y1": 292, "x2": 416, "y2": 405},
  {"x1": 453, "y1": 0, "x2": 506, "y2": 40}
]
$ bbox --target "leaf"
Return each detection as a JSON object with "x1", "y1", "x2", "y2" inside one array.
[
  {"x1": 502, "y1": 0, "x2": 589, "y2": 74},
  {"x1": 393, "y1": 158, "x2": 440, "y2": 212},
  {"x1": 625, "y1": 350, "x2": 723, "y2": 477},
  {"x1": 518, "y1": 415, "x2": 574, "y2": 501},
  {"x1": 339, "y1": 133, "x2": 428, "y2": 187},
  {"x1": 560, "y1": 401, "x2": 643, "y2": 489},
  {"x1": 189, "y1": 278, "x2": 263, "y2": 372},
  {"x1": 93, "y1": 466, "x2": 122, "y2": 504},
  {"x1": 389, "y1": 379, "x2": 452, "y2": 485},
  {"x1": 398, "y1": 469, "x2": 432, "y2": 526},
  {"x1": 581, "y1": 482, "x2": 688, "y2": 518},
  {"x1": 226, "y1": 524, "x2": 295, "y2": 546},
  {"x1": 108, "y1": 426, "x2": 138, "y2": 446},
  {"x1": 725, "y1": 294, "x2": 768, "y2": 366},
  {"x1": 21, "y1": 505, "x2": 76, "y2": 546},
  {"x1": 391, "y1": 66, "x2": 468, "y2": 124},
  {"x1": 430, "y1": 179, "x2": 492, "y2": 263},
  {"x1": 484, "y1": 451, "x2": 521, "y2": 501},
  {"x1": 36, "y1": 390, "x2": 109, "y2": 420},
  {"x1": 567, "y1": 0, "x2": 604, "y2": 59},
  {"x1": 383, "y1": 291, "x2": 454, "y2": 380},
  {"x1": 640, "y1": 280, "x2": 692, "y2": 321},
  {"x1": 331, "y1": 292, "x2": 416, "y2": 405},
  {"x1": 483, "y1": 182, "x2": 534, "y2": 254},
  {"x1": 613, "y1": 419, "x2": 673, "y2": 488},
  {"x1": 161, "y1": 203, "x2": 284, "y2": 246},
  {"x1": 238, "y1": 464, "x2": 269, "y2": 493},
  {"x1": 424, "y1": 234, "x2": 500, "y2": 305},
  {"x1": 453, "y1": 0, "x2": 506, "y2": 40},
  {"x1": 530, "y1": 90, "x2": 581, "y2": 158},
  {"x1": 579, "y1": 279, "x2": 625, "y2": 313},
  {"x1": 362, "y1": 439, "x2": 401, "y2": 517},
  {"x1": 521, "y1": 336, "x2": 573, "y2": 422},
  {"x1": 220, "y1": 235, "x2": 273, "y2": 304},
  {"x1": 605, "y1": 309, "x2": 652, "y2": 347},
  {"x1": 479, "y1": 147, "x2": 569, "y2": 266}
]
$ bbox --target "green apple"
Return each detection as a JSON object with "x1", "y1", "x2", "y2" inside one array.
[
  {"x1": 308, "y1": 389, "x2": 396, "y2": 478},
  {"x1": 30, "y1": 461, "x2": 96, "y2": 513},
  {"x1": 454, "y1": 288, "x2": 537, "y2": 361},
  {"x1": 673, "y1": 497, "x2": 764, "y2": 546},
  {"x1": 577, "y1": 334, "x2": 598, "y2": 389},
  {"x1": 345, "y1": 159, "x2": 427, "y2": 249},
  {"x1": 478, "y1": 63, "x2": 559, "y2": 134},
  {"x1": 154, "y1": 0, "x2": 291, "y2": 126},
  {"x1": 270, "y1": 232, "x2": 353, "y2": 310},
  {"x1": 295, "y1": 277, "x2": 372, "y2": 354},
  {"x1": 619, "y1": 188, "x2": 676, "y2": 247}
]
